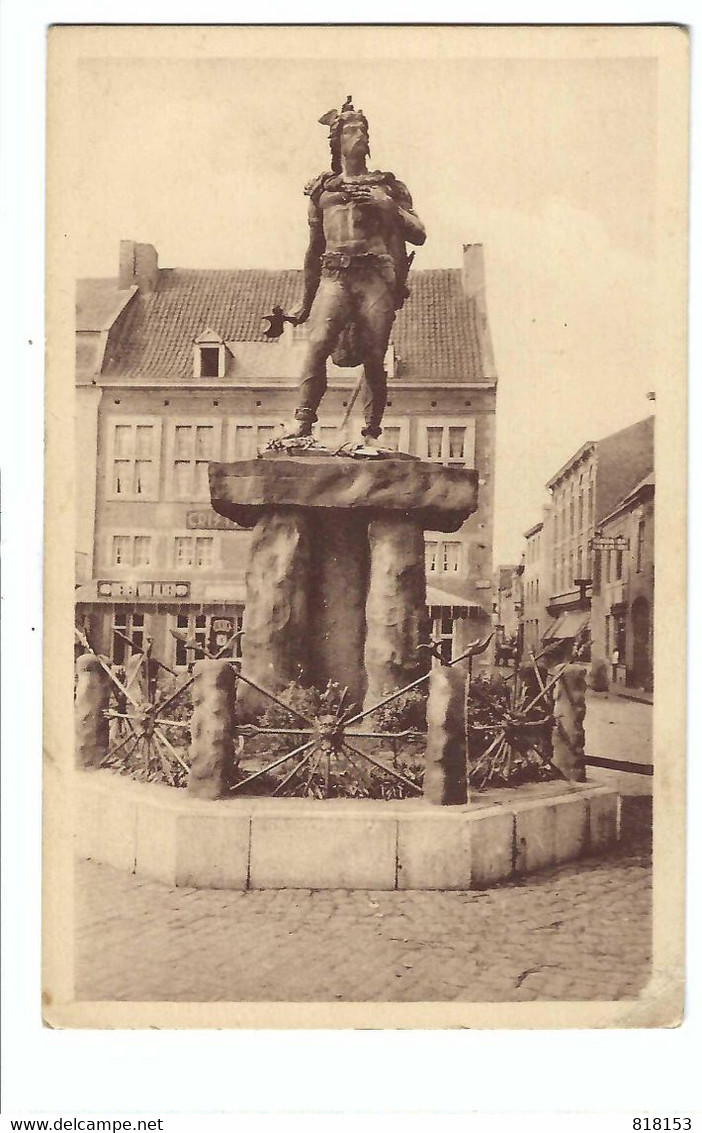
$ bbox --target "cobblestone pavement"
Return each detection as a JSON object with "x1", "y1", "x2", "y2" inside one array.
[{"x1": 74, "y1": 799, "x2": 651, "y2": 1004}]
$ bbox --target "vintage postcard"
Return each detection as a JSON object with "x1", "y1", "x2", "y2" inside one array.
[{"x1": 43, "y1": 24, "x2": 688, "y2": 1029}]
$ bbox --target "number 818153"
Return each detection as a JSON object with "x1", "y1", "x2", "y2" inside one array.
[{"x1": 633, "y1": 1120, "x2": 692, "y2": 1129}]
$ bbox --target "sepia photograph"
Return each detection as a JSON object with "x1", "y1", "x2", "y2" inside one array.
[{"x1": 42, "y1": 23, "x2": 688, "y2": 1030}]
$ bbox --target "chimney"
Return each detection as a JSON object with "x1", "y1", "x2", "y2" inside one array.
[
  {"x1": 118, "y1": 239, "x2": 159, "y2": 292},
  {"x1": 462, "y1": 243, "x2": 497, "y2": 381}
]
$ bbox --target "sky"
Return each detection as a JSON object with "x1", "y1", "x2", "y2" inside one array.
[{"x1": 67, "y1": 48, "x2": 659, "y2": 563}]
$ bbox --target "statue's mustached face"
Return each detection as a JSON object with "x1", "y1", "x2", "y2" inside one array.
[{"x1": 339, "y1": 118, "x2": 369, "y2": 159}]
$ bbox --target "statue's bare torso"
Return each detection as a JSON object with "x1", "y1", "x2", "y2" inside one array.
[{"x1": 317, "y1": 179, "x2": 395, "y2": 257}]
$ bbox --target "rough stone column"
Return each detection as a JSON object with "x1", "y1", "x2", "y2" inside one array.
[
  {"x1": 552, "y1": 663, "x2": 587, "y2": 781},
  {"x1": 424, "y1": 664, "x2": 468, "y2": 805},
  {"x1": 188, "y1": 660, "x2": 237, "y2": 798},
  {"x1": 308, "y1": 512, "x2": 368, "y2": 709},
  {"x1": 363, "y1": 517, "x2": 430, "y2": 712},
  {"x1": 238, "y1": 509, "x2": 312, "y2": 719},
  {"x1": 75, "y1": 653, "x2": 111, "y2": 768}
]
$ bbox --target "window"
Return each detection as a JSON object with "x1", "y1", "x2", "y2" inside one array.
[
  {"x1": 168, "y1": 421, "x2": 220, "y2": 500},
  {"x1": 442, "y1": 542, "x2": 461, "y2": 573},
  {"x1": 637, "y1": 519, "x2": 645, "y2": 572},
  {"x1": 112, "y1": 610, "x2": 146, "y2": 665},
  {"x1": 313, "y1": 417, "x2": 409, "y2": 453},
  {"x1": 173, "y1": 535, "x2": 215, "y2": 569},
  {"x1": 614, "y1": 613, "x2": 626, "y2": 658},
  {"x1": 107, "y1": 418, "x2": 161, "y2": 500},
  {"x1": 426, "y1": 427, "x2": 443, "y2": 459},
  {"x1": 425, "y1": 539, "x2": 461, "y2": 574},
  {"x1": 173, "y1": 612, "x2": 244, "y2": 668},
  {"x1": 194, "y1": 335, "x2": 226, "y2": 379},
  {"x1": 112, "y1": 535, "x2": 131, "y2": 566},
  {"x1": 195, "y1": 537, "x2": 213, "y2": 568},
  {"x1": 578, "y1": 491, "x2": 584, "y2": 532},
  {"x1": 432, "y1": 613, "x2": 455, "y2": 664},
  {"x1": 174, "y1": 613, "x2": 208, "y2": 667},
  {"x1": 232, "y1": 424, "x2": 256, "y2": 459},
  {"x1": 227, "y1": 419, "x2": 289, "y2": 459},
  {"x1": 199, "y1": 346, "x2": 221, "y2": 378},
  {"x1": 419, "y1": 419, "x2": 476, "y2": 466},
  {"x1": 111, "y1": 534, "x2": 152, "y2": 568},
  {"x1": 133, "y1": 536, "x2": 151, "y2": 566},
  {"x1": 615, "y1": 548, "x2": 624, "y2": 581}
]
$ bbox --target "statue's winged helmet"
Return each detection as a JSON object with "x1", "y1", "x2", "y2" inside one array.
[{"x1": 318, "y1": 96, "x2": 370, "y2": 173}]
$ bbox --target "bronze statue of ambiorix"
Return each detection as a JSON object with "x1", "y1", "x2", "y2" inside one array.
[{"x1": 278, "y1": 97, "x2": 426, "y2": 443}]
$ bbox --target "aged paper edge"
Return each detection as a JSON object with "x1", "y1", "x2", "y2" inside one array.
[{"x1": 43, "y1": 23, "x2": 689, "y2": 1030}]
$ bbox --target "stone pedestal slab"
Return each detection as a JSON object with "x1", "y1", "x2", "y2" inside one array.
[{"x1": 210, "y1": 452, "x2": 479, "y2": 533}]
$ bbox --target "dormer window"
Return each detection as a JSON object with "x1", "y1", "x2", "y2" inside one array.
[
  {"x1": 200, "y1": 346, "x2": 221, "y2": 378},
  {"x1": 194, "y1": 329, "x2": 227, "y2": 378}
]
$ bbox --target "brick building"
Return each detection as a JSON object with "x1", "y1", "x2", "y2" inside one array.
[{"x1": 75, "y1": 240, "x2": 498, "y2": 673}]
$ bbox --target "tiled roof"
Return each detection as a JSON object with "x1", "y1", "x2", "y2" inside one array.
[{"x1": 95, "y1": 267, "x2": 490, "y2": 383}]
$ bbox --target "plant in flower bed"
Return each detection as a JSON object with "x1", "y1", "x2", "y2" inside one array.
[
  {"x1": 466, "y1": 669, "x2": 562, "y2": 790},
  {"x1": 231, "y1": 680, "x2": 425, "y2": 799}
]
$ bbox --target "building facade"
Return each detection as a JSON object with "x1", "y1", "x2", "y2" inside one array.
[
  {"x1": 539, "y1": 416, "x2": 654, "y2": 659},
  {"x1": 75, "y1": 240, "x2": 498, "y2": 675},
  {"x1": 492, "y1": 563, "x2": 523, "y2": 662},
  {"x1": 522, "y1": 512, "x2": 551, "y2": 655},
  {"x1": 591, "y1": 474, "x2": 654, "y2": 690}
]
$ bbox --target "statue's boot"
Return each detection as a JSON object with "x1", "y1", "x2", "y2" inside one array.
[{"x1": 281, "y1": 421, "x2": 313, "y2": 440}]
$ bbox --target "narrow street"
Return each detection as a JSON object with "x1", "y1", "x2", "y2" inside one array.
[{"x1": 73, "y1": 691, "x2": 653, "y2": 1004}]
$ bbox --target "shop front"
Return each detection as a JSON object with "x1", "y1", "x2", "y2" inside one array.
[{"x1": 75, "y1": 577, "x2": 246, "y2": 672}]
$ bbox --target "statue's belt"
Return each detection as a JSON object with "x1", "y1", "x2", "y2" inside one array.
[{"x1": 321, "y1": 251, "x2": 395, "y2": 276}]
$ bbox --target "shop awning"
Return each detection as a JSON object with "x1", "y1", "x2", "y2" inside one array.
[
  {"x1": 543, "y1": 610, "x2": 589, "y2": 641},
  {"x1": 75, "y1": 579, "x2": 247, "y2": 606},
  {"x1": 425, "y1": 586, "x2": 488, "y2": 620}
]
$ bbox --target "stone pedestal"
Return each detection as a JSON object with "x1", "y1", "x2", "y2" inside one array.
[
  {"x1": 309, "y1": 513, "x2": 368, "y2": 706},
  {"x1": 210, "y1": 452, "x2": 478, "y2": 717},
  {"x1": 363, "y1": 517, "x2": 429, "y2": 711},
  {"x1": 236, "y1": 511, "x2": 311, "y2": 719}
]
